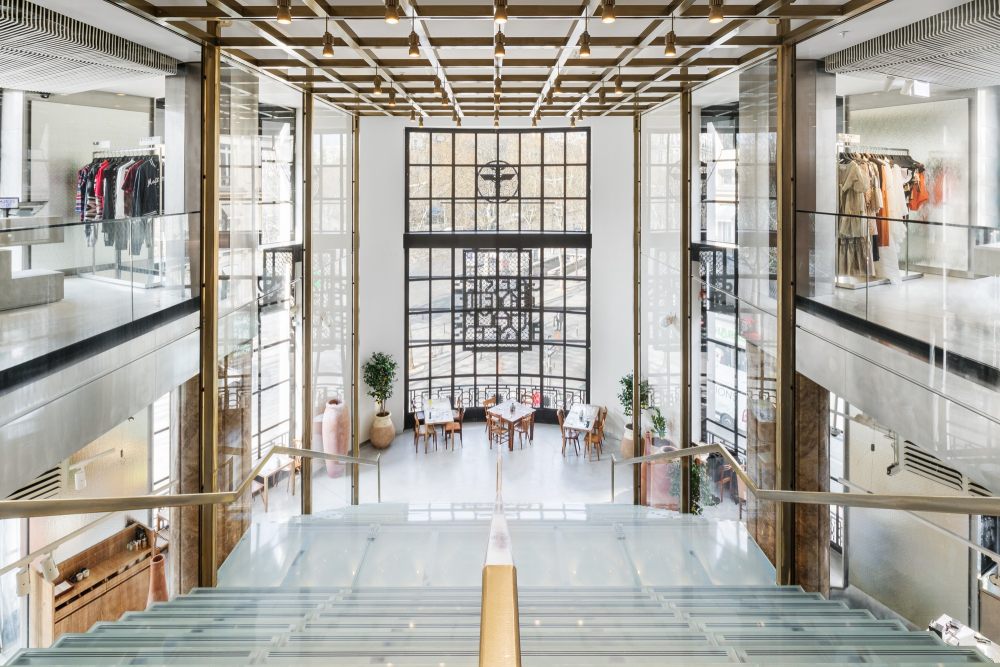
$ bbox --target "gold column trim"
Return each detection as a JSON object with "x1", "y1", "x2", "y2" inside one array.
[
  {"x1": 631, "y1": 107, "x2": 642, "y2": 505},
  {"x1": 479, "y1": 565, "x2": 522, "y2": 667},
  {"x1": 351, "y1": 113, "x2": 361, "y2": 505},
  {"x1": 679, "y1": 89, "x2": 693, "y2": 514},
  {"x1": 775, "y1": 41, "x2": 797, "y2": 586},
  {"x1": 198, "y1": 33, "x2": 221, "y2": 589},
  {"x1": 301, "y1": 90, "x2": 314, "y2": 515}
]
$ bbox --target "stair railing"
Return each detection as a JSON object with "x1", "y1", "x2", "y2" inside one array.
[
  {"x1": 0, "y1": 446, "x2": 381, "y2": 520},
  {"x1": 612, "y1": 442, "x2": 1000, "y2": 515},
  {"x1": 479, "y1": 455, "x2": 521, "y2": 667}
]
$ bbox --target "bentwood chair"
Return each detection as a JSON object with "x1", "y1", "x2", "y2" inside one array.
[
  {"x1": 557, "y1": 409, "x2": 580, "y2": 456},
  {"x1": 584, "y1": 411, "x2": 606, "y2": 461},
  {"x1": 483, "y1": 396, "x2": 497, "y2": 434},
  {"x1": 487, "y1": 412, "x2": 510, "y2": 450},
  {"x1": 514, "y1": 410, "x2": 534, "y2": 448},
  {"x1": 413, "y1": 411, "x2": 438, "y2": 453},
  {"x1": 444, "y1": 407, "x2": 465, "y2": 450}
]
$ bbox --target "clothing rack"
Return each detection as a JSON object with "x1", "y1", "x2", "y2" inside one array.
[
  {"x1": 838, "y1": 143, "x2": 911, "y2": 157},
  {"x1": 83, "y1": 145, "x2": 165, "y2": 289}
]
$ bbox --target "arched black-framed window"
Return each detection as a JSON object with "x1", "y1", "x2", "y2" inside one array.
[{"x1": 404, "y1": 128, "x2": 591, "y2": 420}]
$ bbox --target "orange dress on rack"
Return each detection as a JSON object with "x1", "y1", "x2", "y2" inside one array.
[
  {"x1": 909, "y1": 170, "x2": 930, "y2": 211},
  {"x1": 877, "y1": 162, "x2": 890, "y2": 247}
]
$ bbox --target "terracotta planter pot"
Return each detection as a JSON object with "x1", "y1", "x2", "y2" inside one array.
[
  {"x1": 322, "y1": 399, "x2": 350, "y2": 477},
  {"x1": 146, "y1": 553, "x2": 168, "y2": 608},
  {"x1": 370, "y1": 412, "x2": 395, "y2": 449}
]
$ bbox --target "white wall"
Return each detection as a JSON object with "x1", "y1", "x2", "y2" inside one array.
[{"x1": 357, "y1": 116, "x2": 634, "y2": 442}]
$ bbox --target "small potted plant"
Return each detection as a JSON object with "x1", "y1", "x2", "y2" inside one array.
[
  {"x1": 363, "y1": 352, "x2": 399, "y2": 449},
  {"x1": 648, "y1": 406, "x2": 668, "y2": 447},
  {"x1": 617, "y1": 372, "x2": 650, "y2": 458}
]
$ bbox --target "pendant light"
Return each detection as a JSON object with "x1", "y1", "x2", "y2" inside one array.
[
  {"x1": 494, "y1": 0, "x2": 508, "y2": 24},
  {"x1": 663, "y1": 13, "x2": 677, "y2": 57},
  {"x1": 615, "y1": 66, "x2": 623, "y2": 94},
  {"x1": 494, "y1": 28, "x2": 506, "y2": 59},
  {"x1": 531, "y1": 114, "x2": 538, "y2": 127},
  {"x1": 276, "y1": 0, "x2": 292, "y2": 24},
  {"x1": 322, "y1": 17, "x2": 335, "y2": 58},
  {"x1": 457, "y1": 117, "x2": 462, "y2": 127},
  {"x1": 388, "y1": 89, "x2": 396, "y2": 107},
  {"x1": 493, "y1": 69, "x2": 502, "y2": 95},
  {"x1": 493, "y1": 111, "x2": 500, "y2": 127},
  {"x1": 494, "y1": 93, "x2": 500, "y2": 109},
  {"x1": 554, "y1": 69, "x2": 563, "y2": 93},
  {"x1": 373, "y1": 69, "x2": 382, "y2": 95},
  {"x1": 418, "y1": 115, "x2": 424, "y2": 128},
  {"x1": 570, "y1": 114, "x2": 577, "y2": 127},
  {"x1": 384, "y1": 0, "x2": 400, "y2": 24},
  {"x1": 410, "y1": 106, "x2": 416, "y2": 121},
  {"x1": 708, "y1": 0, "x2": 724, "y2": 23},
  {"x1": 433, "y1": 70, "x2": 442, "y2": 95},
  {"x1": 578, "y1": 15, "x2": 591, "y2": 58},
  {"x1": 546, "y1": 88, "x2": 554, "y2": 105},
  {"x1": 600, "y1": 0, "x2": 615, "y2": 24},
  {"x1": 408, "y1": 14, "x2": 421, "y2": 57},
  {"x1": 599, "y1": 86, "x2": 606, "y2": 105}
]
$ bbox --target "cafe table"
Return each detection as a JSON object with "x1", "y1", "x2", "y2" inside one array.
[
  {"x1": 487, "y1": 399, "x2": 535, "y2": 451},
  {"x1": 423, "y1": 397, "x2": 455, "y2": 426},
  {"x1": 563, "y1": 404, "x2": 599, "y2": 435}
]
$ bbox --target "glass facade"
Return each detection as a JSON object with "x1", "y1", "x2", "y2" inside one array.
[{"x1": 404, "y1": 129, "x2": 590, "y2": 415}]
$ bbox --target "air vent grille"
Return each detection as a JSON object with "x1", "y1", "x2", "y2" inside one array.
[
  {"x1": 0, "y1": 0, "x2": 177, "y2": 94},
  {"x1": 902, "y1": 442, "x2": 993, "y2": 496},
  {"x1": 825, "y1": 0, "x2": 1000, "y2": 90},
  {"x1": 5, "y1": 465, "x2": 61, "y2": 500}
]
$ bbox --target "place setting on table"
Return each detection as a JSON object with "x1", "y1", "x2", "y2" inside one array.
[{"x1": 487, "y1": 398, "x2": 536, "y2": 451}]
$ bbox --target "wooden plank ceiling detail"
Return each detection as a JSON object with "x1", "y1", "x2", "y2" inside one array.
[{"x1": 109, "y1": 0, "x2": 890, "y2": 117}]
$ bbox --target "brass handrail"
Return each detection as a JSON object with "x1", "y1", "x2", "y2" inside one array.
[
  {"x1": 479, "y1": 455, "x2": 521, "y2": 667},
  {"x1": 0, "y1": 446, "x2": 381, "y2": 520},
  {"x1": 612, "y1": 442, "x2": 1000, "y2": 516}
]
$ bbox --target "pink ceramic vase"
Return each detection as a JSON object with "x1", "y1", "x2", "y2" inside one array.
[
  {"x1": 146, "y1": 553, "x2": 169, "y2": 608},
  {"x1": 322, "y1": 398, "x2": 349, "y2": 478}
]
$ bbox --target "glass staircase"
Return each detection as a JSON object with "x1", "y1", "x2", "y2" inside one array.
[{"x1": 7, "y1": 504, "x2": 988, "y2": 665}]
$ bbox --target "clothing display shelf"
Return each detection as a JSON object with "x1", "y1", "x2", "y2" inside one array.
[
  {"x1": 82, "y1": 145, "x2": 166, "y2": 290},
  {"x1": 836, "y1": 143, "x2": 924, "y2": 290}
]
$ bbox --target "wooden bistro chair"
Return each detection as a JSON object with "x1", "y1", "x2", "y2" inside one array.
[
  {"x1": 557, "y1": 409, "x2": 580, "y2": 457},
  {"x1": 584, "y1": 411, "x2": 606, "y2": 461},
  {"x1": 482, "y1": 396, "x2": 497, "y2": 434},
  {"x1": 487, "y1": 412, "x2": 511, "y2": 450},
  {"x1": 413, "y1": 411, "x2": 438, "y2": 453},
  {"x1": 444, "y1": 407, "x2": 465, "y2": 450},
  {"x1": 514, "y1": 411, "x2": 534, "y2": 449}
]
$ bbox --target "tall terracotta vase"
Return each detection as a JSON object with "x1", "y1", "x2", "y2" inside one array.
[
  {"x1": 322, "y1": 398, "x2": 349, "y2": 478},
  {"x1": 146, "y1": 553, "x2": 168, "y2": 608}
]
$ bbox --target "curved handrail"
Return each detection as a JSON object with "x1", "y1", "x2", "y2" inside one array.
[
  {"x1": 612, "y1": 442, "x2": 1000, "y2": 516},
  {"x1": 0, "y1": 446, "x2": 381, "y2": 520},
  {"x1": 480, "y1": 454, "x2": 520, "y2": 667}
]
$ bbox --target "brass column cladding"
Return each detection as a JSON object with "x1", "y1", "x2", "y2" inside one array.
[
  {"x1": 632, "y1": 107, "x2": 642, "y2": 506},
  {"x1": 479, "y1": 564, "x2": 522, "y2": 667},
  {"x1": 351, "y1": 113, "x2": 361, "y2": 505},
  {"x1": 301, "y1": 90, "x2": 314, "y2": 515},
  {"x1": 775, "y1": 39, "x2": 797, "y2": 586},
  {"x1": 679, "y1": 89, "x2": 692, "y2": 514},
  {"x1": 198, "y1": 32, "x2": 220, "y2": 588}
]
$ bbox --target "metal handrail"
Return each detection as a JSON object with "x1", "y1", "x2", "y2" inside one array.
[
  {"x1": 479, "y1": 455, "x2": 521, "y2": 667},
  {"x1": 612, "y1": 442, "x2": 1000, "y2": 516},
  {"x1": 0, "y1": 446, "x2": 381, "y2": 520}
]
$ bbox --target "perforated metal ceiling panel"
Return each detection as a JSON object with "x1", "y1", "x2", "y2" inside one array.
[{"x1": 0, "y1": 0, "x2": 177, "y2": 94}]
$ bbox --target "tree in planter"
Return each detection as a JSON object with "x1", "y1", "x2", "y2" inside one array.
[
  {"x1": 363, "y1": 353, "x2": 398, "y2": 417},
  {"x1": 649, "y1": 407, "x2": 668, "y2": 440},
  {"x1": 617, "y1": 373, "x2": 651, "y2": 429}
]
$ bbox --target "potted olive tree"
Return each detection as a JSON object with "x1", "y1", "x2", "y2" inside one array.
[
  {"x1": 617, "y1": 372, "x2": 650, "y2": 458},
  {"x1": 363, "y1": 352, "x2": 399, "y2": 449}
]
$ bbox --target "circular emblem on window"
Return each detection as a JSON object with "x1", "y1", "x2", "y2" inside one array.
[{"x1": 477, "y1": 160, "x2": 519, "y2": 203}]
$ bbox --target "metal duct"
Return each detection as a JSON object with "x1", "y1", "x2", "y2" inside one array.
[
  {"x1": 0, "y1": 0, "x2": 177, "y2": 94},
  {"x1": 825, "y1": 0, "x2": 1000, "y2": 90}
]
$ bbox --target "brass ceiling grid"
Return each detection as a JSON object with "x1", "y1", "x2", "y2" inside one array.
[{"x1": 109, "y1": 0, "x2": 894, "y2": 118}]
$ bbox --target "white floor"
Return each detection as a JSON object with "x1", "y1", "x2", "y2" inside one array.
[
  {"x1": 809, "y1": 274, "x2": 1000, "y2": 370},
  {"x1": 0, "y1": 276, "x2": 190, "y2": 371},
  {"x1": 257, "y1": 422, "x2": 633, "y2": 519}
]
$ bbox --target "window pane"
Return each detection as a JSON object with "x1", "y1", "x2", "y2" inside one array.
[
  {"x1": 410, "y1": 131, "x2": 430, "y2": 163},
  {"x1": 544, "y1": 132, "x2": 564, "y2": 164},
  {"x1": 522, "y1": 132, "x2": 542, "y2": 163},
  {"x1": 455, "y1": 133, "x2": 476, "y2": 163},
  {"x1": 566, "y1": 130, "x2": 588, "y2": 164},
  {"x1": 432, "y1": 132, "x2": 453, "y2": 163}
]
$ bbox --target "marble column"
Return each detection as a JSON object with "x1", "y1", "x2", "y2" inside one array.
[
  {"x1": 745, "y1": 341, "x2": 777, "y2": 564},
  {"x1": 793, "y1": 372, "x2": 830, "y2": 595},
  {"x1": 171, "y1": 375, "x2": 200, "y2": 595}
]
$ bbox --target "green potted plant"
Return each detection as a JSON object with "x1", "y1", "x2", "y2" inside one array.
[
  {"x1": 617, "y1": 372, "x2": 650, "y2": 457},
  {"x1": 363, "y1": 352, "x2": 399, "y2": 449}
]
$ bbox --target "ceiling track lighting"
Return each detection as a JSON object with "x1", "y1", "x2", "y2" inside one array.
[
  {"x1": 322, "y1": 17, "x2": 334, "y2": 58},
  {"x1": 708, "y1": 0, "x2": 724, "y2": 24},
  {"x1": 494, "y1": 29, "x2": 506, "y2": 59},
  {"x1": 579, "y1": 15, "x2": 591, "y2": 58},
  {"x1": 494, "y1": 0, "x2": 508, "y2": 24},
  {"x1": 600, "y1": 0, "x2": 615, "y2": 24},
  {"x1": 615, "y1": 66, "x2": 623, "y2": 94},
  {"x1": 385, "y1": 0, "x2": 400, "y2": 24},
  {"x1": 664, "y1": 14, "x2": 677, "y2": 57},
  {"x1": 276, "y1": 0, "x2": 292, "y2": 24},
  {"x1": 408, "y1": 13, "x2": 420, "y2": 57}
]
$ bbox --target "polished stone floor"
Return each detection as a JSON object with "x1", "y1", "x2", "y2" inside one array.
[
  {"x1": 255, "y1": 423, "x2": 634, "y2": 519},
  {"x1": 808, "y1": 273, "x2": 1000, "y2": 370},
  {"x1": 0, "y1": 276, "x2": 190, "y2": 371}
]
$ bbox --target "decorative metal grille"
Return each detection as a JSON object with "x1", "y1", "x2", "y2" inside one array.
[{"x1": 455, "y1": 249, "x2": 538, "y2": 351}]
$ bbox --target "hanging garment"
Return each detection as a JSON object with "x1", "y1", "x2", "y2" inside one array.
[
  {"x1": 908, "y1": 170, "x2": 929, "y2": 211},
  {"x1": 837, "y1": 158, "x2": 875, "y2": 279}
]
